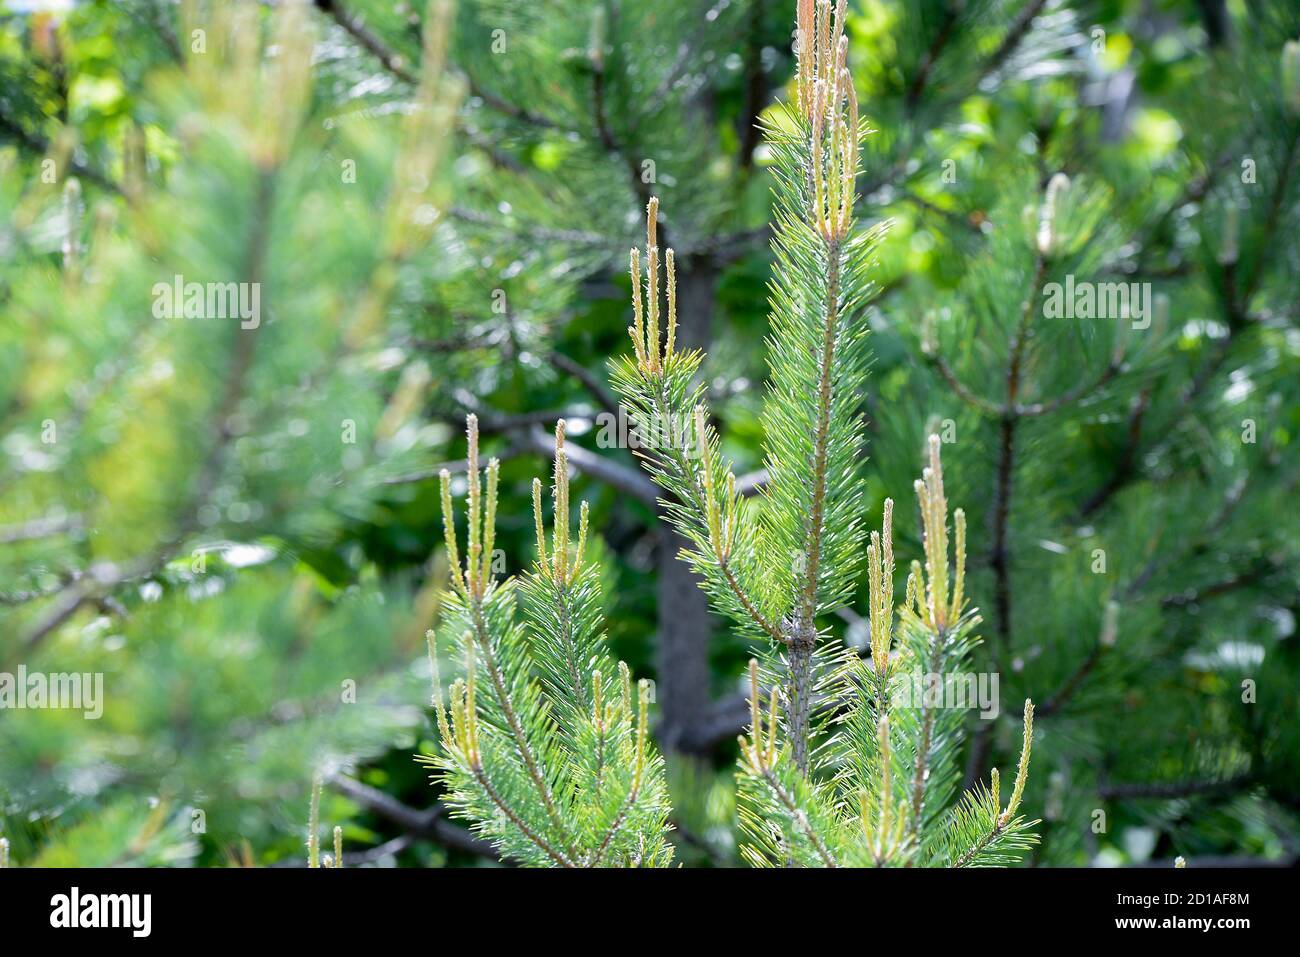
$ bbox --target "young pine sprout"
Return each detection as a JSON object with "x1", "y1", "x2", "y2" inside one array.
[
  {"x1": 419, "y1": 416, "x2": 672, "y2": 867},
  {"x1": 612, "y1": 0, "x2": 1036, "y2": 868},
  {"x1": 732, "y1": 438, "x2": 1037, "y2": 867},
  {"x1": 307, "y1": 775, "x2": 321, "y2": 869},
  {"x1": 306, "y1": 775, "x2": 344, "y2": 869}
]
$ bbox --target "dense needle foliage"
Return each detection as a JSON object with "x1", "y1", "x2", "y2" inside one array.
[{"x1": 0, "y1": 0, "x2": 1296, "y2": 867}]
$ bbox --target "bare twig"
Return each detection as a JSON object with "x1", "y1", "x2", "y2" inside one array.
[
  {"x1": 327, "y1": 773, "x2": 499, "y2": 860},
  {"x1": 1099, "y1": 775, "x2": 1252, "y2": 801},
  {"x1": 523, "y1": 429, "x2": 659, "y2": 507},
  {"x1": 547, "y1": 351, "x2": 620, "y2": 418}
]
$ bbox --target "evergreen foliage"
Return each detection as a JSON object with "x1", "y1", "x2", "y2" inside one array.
[
  {"x1": 0, "y1": 0, "x2": 1295, "y2": 869},
  {"x1": 0, "y1": 0, "x2": 464, "y2": 865},
  {"x1": 613, "y1": 0, "x2": 1037, "y2": 867},
  {"x1": 419, "y1": 415, "x2": 673, "y2": 866}
]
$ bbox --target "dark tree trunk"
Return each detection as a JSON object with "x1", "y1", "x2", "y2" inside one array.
[
  {"x1": 1194, "y1": 0, "x2": 1230, "y2": 48},
  {"x1": 654, "y1": 264, "x2": 721, "y2": 754},
  {"x1": 655, "y1": 526, "x2": 713, "y2": 750}
]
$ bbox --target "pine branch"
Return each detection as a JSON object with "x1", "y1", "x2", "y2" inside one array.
[
  {"x1": 796, "y1": 231, "x2": 844, "y2": 628},
  {"x1": 1078, "y1": 387, "x2": 1150, "y2": 518},
  {"x1": 426, "y1": 417, "x2": 672, "y2": 866},
  {"x1": 759, "y1": 768, "x2": 839, "y2": 867},
  {"x1": 908, "y1": 630, "x2": 946, "y2": 839},
  {"x1": 467, "y1": 599, "x2": 573, "y2": 848},
  {"x1": 0, "y1": 111, "x2": 125, "y2": 197},
  {"x1": 606, "y1": 0, "x2": 1040, "y2": 869},
  {"x1": 905, "y1": 2, "x2": 961, "y2": 112},
  {"x1": 312, "y1": 0, "x2": 419, "y2": 84},
  {"x1": 471, "y1": 764, "x2": 574, "y2": 867},
  {"x1": 610, "y1": 199, "x2": 786, "y2": 647},
  {"x1": 1098, "y1": 775, "x2": 1253, "y2": 801},
  {"x1": 328, "y1": 774, "x2": 498, "y2": 859},
  {"x1": 952, "y1": 701, "x2": 1036, "y2": 867},
  {"x1": 1080, "y1": 130, "x2": 1296, "y2": 515},
  {"x1": 547, "y1": 351, "x2": 620, "y2": 418},
  {"x1": 979, "y1": 0, "x2": 1051, "y2": 83}
]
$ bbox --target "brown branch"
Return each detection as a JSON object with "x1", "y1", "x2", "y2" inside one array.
[
  {"x1": 7, "y1": 555, "x2": 155, "y2": 670},
  {"x1": 1239, "y1": 130, "x2": 1297, "y2": 307},
  {"x1": 989, "y1": 409, "x2": 1017, "y2": 649},
  {"x1": 327, "y1": 773, "x2": 499, "y2": 860},
  {"x1": 898, "y1": 190, "x2": 984, "y2": 233},
  {"x1": 736, "y1": 0, "x2": 769, "y2": 171},
  {"x1": 1099, "y1": 775, "x2": 1252, "y2": 801},
  {"x1": 1015, "y1": 355, "x2": 1123, "y2": 417},
  {"x1": 905, "y1": 3, "x2": 961, "y2": 111},
  {"x1": 697, "y1": 224, "x2": 772, "y2": 265},
  {"x1": 0, "y1": 112, "x2": 124, "y2": 197},
  {"x1": 378, "y1": 444, "x2": 521, "y2": 487},
  {"x1": 989, "y1": 253, "x2": 1048, "y2": 655},
  {"x1": 671, "y1": 692, "x2": 750, "y2": 751},
  {"x1": 734, "y1": 468, "x2": 768, "y2": 498},
  {"x1": 965, "y1": 251, "x2": 1048, "y2": 792},
  {"x1": 923, "y1": 351, "x2": 1003, "y2": 416},
  {"x1": 1160, "y1": 555, "x2": 1281, "y2": 610},
  {"x1": 312, "y1": 0, "x2": 417, "y2": 84},
  {"x1": 523, "y1": 428, "x2": 660, "y2": 507},
  {"x1": 979, "y1": 0, "x2": 1049, "y2": 83},
  {"x1": 470, "y1": 407, "x2": 594, "y2": 432},
  {"x1": 1036, "y1": 644, "x2": 1103, "y2": 718},
  {"x1": 546, "y1": 351, "x2": 620, "y2": 419},
  {"x1": 1078, "y1": 387, "x2": 1150, "y2": 518},
  {"x1": 449, "y1": 205, "x2": 607, "y2": 247},
  {"x1": 271, "y1": 833, "x2": 414, "y2": 867}
]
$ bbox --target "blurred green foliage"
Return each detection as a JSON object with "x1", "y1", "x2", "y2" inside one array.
[{"x1": 1, "y1": 0, "x2": 1297, "y2": 866}]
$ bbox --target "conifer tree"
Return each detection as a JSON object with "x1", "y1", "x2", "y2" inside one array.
[
  {"x1": 419, "y1": 414, "x2": 673, "y2": 866},
  {"x1": 612, "y1": 0, "x2": 1037, "y2": 866},
  {"x1": 862, "y1": 2, "x2": 1300, "y2": 863},
  {"x1": 2, "y1": 0, "x2": 1294, "y2": 870},
  {"x1": 0, "y1": 0, "x2": 471, "y2": 865},
  {"x1": 409, "y1": 0, "x2": 790, "y2": 757},
  {"x1": 306, "y1": 775, "x2": 346, "y2": 869}
]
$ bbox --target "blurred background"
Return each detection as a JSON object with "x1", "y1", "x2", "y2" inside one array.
[{"x1": 0, "y1": 0, "x2": 1297, "y2": 866}]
